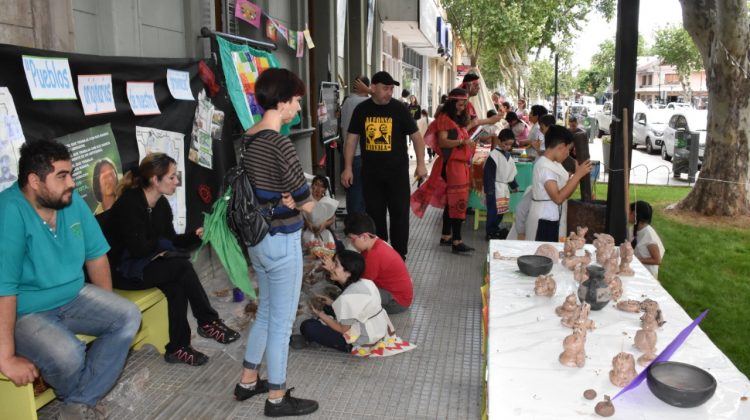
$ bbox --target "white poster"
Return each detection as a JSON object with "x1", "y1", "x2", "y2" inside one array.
[
  {"x1": 0, "y1": 87, "x2": 26, "y2": 192},
  {"x1": 135, "y1": 126, "x2": 186, "y2": 233},
  {"x1": 166, "y1": 69, "x2": 195, "y2": 101},
  {"x1": 21, "y1": 55, "x2": 77, "y2": 100},
  {"x1": 77, "y1": 74, "x2": 116, "y2": 115},
  {"x1": 127, "y1": 82, "x2": 161, "y2": 116}
]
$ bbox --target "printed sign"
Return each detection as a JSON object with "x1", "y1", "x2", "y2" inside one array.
[
  {"x1": 126, "y1": 82, "x2": 160, "y2": 116},
  {"x1": 77, "y1": 74, "x2": 116, "y2": 115},
  {"x1": 22, "y1": 55, "x2": 77, "y2": 100},
  {"x1": 0, "y1": 87, "x2": 26, "y2": 193},
  {"x1": 166, "y1": 69, "x2": 194, "y2": 101}
]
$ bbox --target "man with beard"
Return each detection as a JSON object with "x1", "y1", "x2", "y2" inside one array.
[
  {"x1": 0, "y1": 140, "x2": 141, "y2": 419},
  {"x1": 460, "y1": 73, "x2": 503, "y2": 135}
]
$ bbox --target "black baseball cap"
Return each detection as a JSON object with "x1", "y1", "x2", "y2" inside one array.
[{"x1": 371, "y1": 71, "x2": 400, "y2": 86}]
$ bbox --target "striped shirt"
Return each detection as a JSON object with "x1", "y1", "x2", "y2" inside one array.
[{"x1": 240, "y1": 129, "x2": 311, "y2": 235}]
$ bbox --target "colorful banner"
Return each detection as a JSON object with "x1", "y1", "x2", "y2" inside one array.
[
  {"x1": 235, "y1": 0, "x2": 261, "y2": 28},
  {"x1": 22, "y1": 55, "x2": 77, "y2": 100},
  {"x1": 135, "y1": 126, "x2": 186, "y2": 233},
  {"x1": 77, "y1": 74, "x2": 116, "y2": 115},
  {"x1": 288, "y1": 30, "x2": 297, "y2": 50},
  {"x1": 55, "y1": 124, "x2": 122, "y2": 215},
  {"x1": 166, "y1": 69, "x2": 195, "y2": 101},
  {"x1": 265, "y1": 17, "x2": 278, "y2": 42},
  {"x1": 126, "y1": 82, "x2": 160, "y2": 115},
  {"x1": 0, "y1": 87, "x2": 25, "y2": 193}
]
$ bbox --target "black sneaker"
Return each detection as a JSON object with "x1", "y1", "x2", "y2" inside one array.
[
  {"x1": 264, "y1": 388, "x2": 319, "y2": 417},
  {"x1": 452, "y1": 243, "x2": 475, "y2": 254},
  {"x1": 234, "y1": 379, "x2": 270, "y2": 401},
  {"x1": 198, "y1": 319, "x2": 241, "y2": 344},
  {"x1": 439, "y1": 238, "x2": 452, "y2": 246},
  {"x1": 164, "y1": 345, "x2": 209, "y2": 366}
]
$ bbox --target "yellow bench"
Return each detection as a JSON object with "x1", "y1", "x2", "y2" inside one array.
[{"x1": 0, "y1": 287, "x2": 168, "y2": 420}]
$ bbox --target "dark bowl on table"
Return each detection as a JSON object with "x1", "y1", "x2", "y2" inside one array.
[
  {"x1": 647, "y1": 361, "x2": 717, "y2": 408},
  {"x1": 517, "y1": 255, "x2": 553, "y2": 276}
]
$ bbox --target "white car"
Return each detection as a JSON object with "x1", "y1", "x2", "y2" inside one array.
[
  {"x1": 661, "y1": 110, "x2": 707, "y2": 163},
  {"x1": 633, "y1": 109, "x2": 673, "y2": 154},
  {"x1": 666, "y1": 102, "x2": 693, "y2": 110}
]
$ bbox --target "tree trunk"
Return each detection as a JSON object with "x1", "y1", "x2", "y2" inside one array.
[{"x1": 677, "y1": 0, "x2": 750, "y2": 216}]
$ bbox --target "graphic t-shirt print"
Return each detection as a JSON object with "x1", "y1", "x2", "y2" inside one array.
[{"x1": 364, "y1": 116, "x2": 392, "y2": 152}]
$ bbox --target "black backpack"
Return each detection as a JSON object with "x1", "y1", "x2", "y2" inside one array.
[{"x1": 224, "y1": 145, "x2": 274, "y2": 247}]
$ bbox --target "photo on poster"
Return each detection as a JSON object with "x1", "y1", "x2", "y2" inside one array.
[
  {"x1": 55, "y1": 123, "x2": 122, "y2": 215},
  {"x1": 135, "y1": 126, "x2": 186, "y2": 233},
  {"x1": 0, "y1": 87, "x2": 27, "y2": 193}
]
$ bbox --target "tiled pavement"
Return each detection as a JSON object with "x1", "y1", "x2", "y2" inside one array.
[{"x1": 38, "y1": 200, "x2": 489, "y2": 419}]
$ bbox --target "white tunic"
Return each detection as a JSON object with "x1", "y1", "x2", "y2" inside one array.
[
  {"x1": 525, "y1": 156, "x2": 569, "y2": 241},
  {"x1": 633, "y1": 225, "x2": 665, "y2": 279}
]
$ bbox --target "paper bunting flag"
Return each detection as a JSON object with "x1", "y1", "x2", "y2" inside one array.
[
  {"x1": 288, "y1": 30, "x2": 297, "y2": 50},
  {"x1": 303, "y1": 27, "x2": 315, "y2": 49},
  {"x1": 265, "y1": 17, "x2": 277, "y2": 42},
  {"x1": 235, "y1": 0, "x2": 261, "y2": 28},
  {"x1": 296, "y1": 31, "x2": 305, "y2": 57},
  {"x1": 272, "y1": 18, "x2": 289, "y2": 41}
]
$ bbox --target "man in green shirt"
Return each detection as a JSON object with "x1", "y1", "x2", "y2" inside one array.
[{"x1": 0, "y1": 140, "x2": 141, "y2": 419}]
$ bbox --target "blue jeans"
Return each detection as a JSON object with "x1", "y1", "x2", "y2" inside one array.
[
  {"x1": 300, "y1": 319, "x2": 351, "y2": 353},
  {"x1": 485, "y1": 192, "x2": 505, "y2": 236},
  {"x1": 244, "y1": 230, "x2": 303, "y2": 390},
  {"x1": 14, "y1": 284, "x2": 141, "y2": 406},
  {"x1": 346, "y1": 155, "x2": 366, "y2": 214}
]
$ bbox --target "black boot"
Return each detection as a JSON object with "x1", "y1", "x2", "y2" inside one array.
[{"x1": 452, "y1": 243, "x2": 475, "y2": 254}]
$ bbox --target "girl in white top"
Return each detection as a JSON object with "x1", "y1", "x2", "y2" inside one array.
[
  {"x1": 629, "y1": 201, "x2": 666, "y2": 279},
  {"x1": 525, "y1": 125, "x2": 592, "y2": 242}
]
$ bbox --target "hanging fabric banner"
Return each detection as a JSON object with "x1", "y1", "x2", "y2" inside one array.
[{"x1": 235, "y1": 0, "x2": 262, "y2": 28}]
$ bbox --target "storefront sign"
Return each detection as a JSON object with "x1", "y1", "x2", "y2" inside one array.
[{"x1": 22, "y1": 55, "x2": 77, "y2": 100}]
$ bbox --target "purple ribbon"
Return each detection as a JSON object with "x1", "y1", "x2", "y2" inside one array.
[{"x1": 612, "y1": 309, "x2": 709, "y2": 401}]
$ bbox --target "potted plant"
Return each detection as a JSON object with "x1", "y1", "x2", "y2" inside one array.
[{"x1": 601, "y1": 135, "x2": 611, "y2": 170}]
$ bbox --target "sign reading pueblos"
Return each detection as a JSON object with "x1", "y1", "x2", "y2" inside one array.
[
  {"x1": 126, "y1": 82, "x2": 161, "y2": 116},
  {"x1": 77, "y1": 74, "x2": 116, "y2": 115},
  {"x1": 22, "y1": 55, "x2": 77, "y2": 100}
]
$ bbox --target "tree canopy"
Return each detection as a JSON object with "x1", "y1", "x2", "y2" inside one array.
[{"x1": 651, "y1": 25, "x2": 703, "y2": 101}]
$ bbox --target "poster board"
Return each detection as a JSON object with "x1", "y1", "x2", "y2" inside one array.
[{"x1": 318, "y1": 82, "x2": 339, "y2": 144}]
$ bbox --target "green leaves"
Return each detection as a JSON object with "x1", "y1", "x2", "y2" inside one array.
[{"x1": 652, "y1": 25, "x2": 703, "y2": 78}]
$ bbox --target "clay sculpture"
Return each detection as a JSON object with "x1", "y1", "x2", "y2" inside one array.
[
  {"x1": 555, "y1": 294, "x2": 579, "y2": 317},
  {"x1": 534, "y1": 274, "x2": 557, "y2": 296},
  {"x1": 535, "y1": 243, "x2": 560, "y2": 263},
  {"x1": 593, "y1": 233, "x2": 616, "y2": 264},
  {"x1": 559, "y1": 326, "x2": 587, "y2": 368},
  {"x1": 578, "y1": 266, "x2": 611, "y2": 310},
  {"x1": 595, "y1": 395, "x2": 615, "y2": 417},
  {"x1": 562, "y1": 250, "x2": 593, "y2": 271},
  {"x1": 573, "y1": 263, "x2": 589, "y2": 283},
  {"x1": 635, "y1": 312, "x2": 659, "y2": 366},
  {"x1": 618, "y1": 241, "x2": 635, "y2": 276},
  {"x1": 562, "y1": 302, "x2": 595, "y2": 330},
  {"x1": 609, "y1": 352, "x2": 638, "y2": 387},
  {"x1": 641, "y1": 298, "x2": 666, "y2": 327},
  {"x1": 616, "y1": 300, "x2": 641, "y2": 313}
]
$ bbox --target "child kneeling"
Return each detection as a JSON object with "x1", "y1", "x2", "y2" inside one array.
[{"x1": 300, "y1": 250, "x2": 415, "y2": 357}]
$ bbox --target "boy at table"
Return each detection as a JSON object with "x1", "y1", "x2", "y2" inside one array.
[
  {"x1": 344, "y1": 213, "x2": 413, "y2": 314},
  {"x1": 525, "y1": 125, "x2": 592, "y2": 242},
  {"x1": 484, "y1": 129, "x2": 519, "y2": 240}
]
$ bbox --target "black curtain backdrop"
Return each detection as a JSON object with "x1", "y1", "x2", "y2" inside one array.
[{"x1": 0, "y1": 43, "x2": 234, "y2": 233}]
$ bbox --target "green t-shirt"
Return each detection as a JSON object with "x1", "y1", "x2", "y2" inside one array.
[{"x1": 0, "y1": 183, "x2": 110, "y2": 315}]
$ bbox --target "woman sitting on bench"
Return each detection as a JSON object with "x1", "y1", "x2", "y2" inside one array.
[{"x1": 106, "y1": 153, "x2": 239, "y2": 366}]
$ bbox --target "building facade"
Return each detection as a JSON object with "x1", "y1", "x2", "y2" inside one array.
[{"x1": 635, "y1": 56, "x2": 708, "y2": 109}]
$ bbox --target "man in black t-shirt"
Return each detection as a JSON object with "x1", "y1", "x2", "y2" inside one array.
[{"x1": 341, "y1": 71, "x2": 427, "y2": 260}]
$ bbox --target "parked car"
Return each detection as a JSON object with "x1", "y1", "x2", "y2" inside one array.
[
  {"x1": 649, "y1": 103, "x2": 666, "y2": 109},
  {"x1": 593, "y1": 100, "x2": 648, "y2": 137},
  {"x1": 666, "y1": 102, "x2": 693, "y2": 110},
  {"x1": 632, "y1": 109, "x2": 673, "y2": 154},
  {"x1": 660, "y1": 110, "x2": 707, "y2": 163},
  {"x1": 566, "y1": 104, "x2": 589, "y2": 121}
]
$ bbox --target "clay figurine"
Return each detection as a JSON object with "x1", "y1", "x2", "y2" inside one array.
[
  {"x1": 578, "y1": 266, "x2": 611, "y2": 310},
  {"x1": 562, "y1": 250, "x2": 593, "y2": 271},
  {"x1": 594, "y1": 233, "x2": 617, "y2": 265},
  {"x1": 573, "y1": 263, "x2": 589, "y2": 283},
  {"x1": 492, "y1": 251, "x2": 503, "y2": 260},
  {"x1": 559, "y1": 326, "x2": 587, "y2": 368},
  {"x1": 634, "y1": 312, "x2": 659, "y2": 367},
  {"x1": 567, "y1": 226, "x2": 588, "y2": 250},
  {"x1": 562, "y1": 237, "x2": 577, "y2": 258},
  {"x1": 534, "y1": 274, "x2": 556, "y2": 296},
  {"x1": 594, "y1": 395, "x2": 615, "y2": 417},
  {"x1": 555, "y1": 294, "x2": 579, "y2": 317},
  {"x1": 609, "y1": 352, "x2": 638, "y2": 387},
  {"x1": 535, "y1": 243, "x2": 560, "y2": 263},
  {"x1": 618, "y1": 241, "x2": 635, "y2": 276},
  {"x1": 603, "y1": 255, "x2": 619, "y2": 278},
  {"x1": 616, "y1": 300, "x2": 641, "y2": 313},
  {"x1": 562, "y1": 302, "x2": 595, "y2": 330},
  {"x1": 606, "y1": 275, "x2": 623, "y2": 301},
  {"x1": 583, "y1": 389, "x2": 597, "y2": 400},
  {"x1": 640, "y1": 298, "x2": 666, "y2": 327}
]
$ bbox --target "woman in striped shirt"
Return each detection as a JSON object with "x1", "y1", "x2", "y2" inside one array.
[{"x1": 233, "y1": 68, "x2": 318, "y2": 417}]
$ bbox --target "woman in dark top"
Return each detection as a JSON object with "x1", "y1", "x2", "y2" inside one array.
[
  {"x1": 107, "y1": 153, "x2": 239, "y2": 366},
  {"x1": 232, "y1": 68, "x2": 318, "y2": 417}
]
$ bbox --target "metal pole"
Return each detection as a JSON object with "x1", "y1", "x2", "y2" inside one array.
[{"x1": 553, "y1": 52, "x2": 559, "y2": 121}]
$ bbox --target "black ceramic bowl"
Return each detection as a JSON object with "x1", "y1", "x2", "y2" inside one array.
[
  {"x1": 647, "y1": 361, "x2": 717, "y2": 408},
  {"x1": 517, "y1": 255, "x2": 553, "y2": 276}
]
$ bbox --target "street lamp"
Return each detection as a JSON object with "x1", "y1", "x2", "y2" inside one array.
[{"x1": 552, "y1": 20, "x2": 562, "y2": 122}]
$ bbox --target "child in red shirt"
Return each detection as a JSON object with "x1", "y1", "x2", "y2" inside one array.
[{"x1": 344, "y1": 214, "x2": 413, "y2": 313}]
